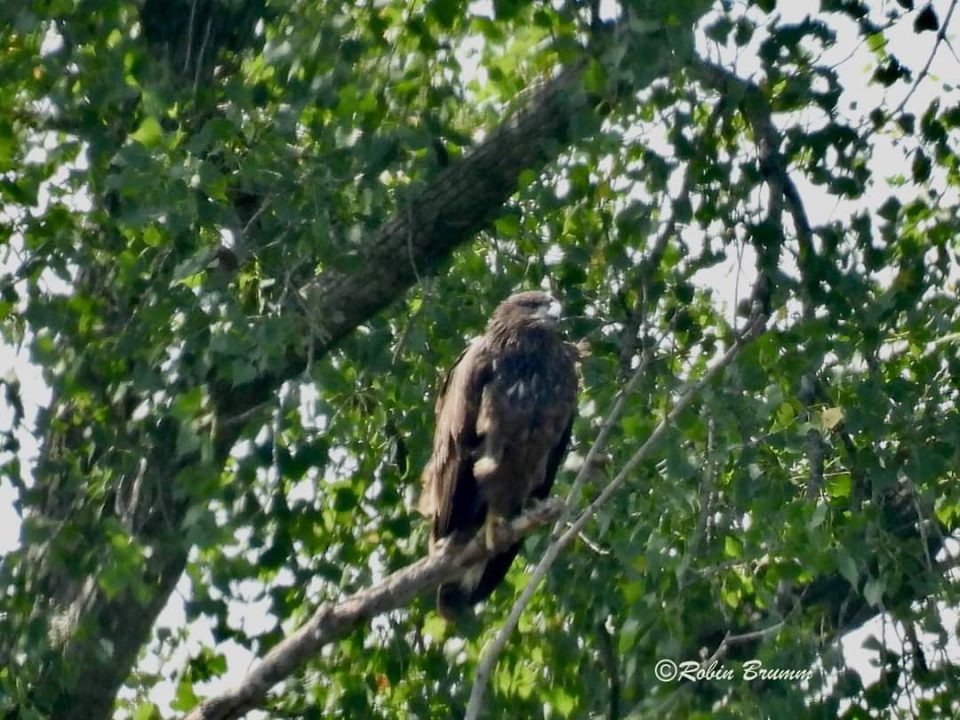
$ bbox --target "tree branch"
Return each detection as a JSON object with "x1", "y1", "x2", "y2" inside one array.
[
  {"x1": 688, "y1": 58, "x2": 815, "y2": 290},
  {"x1": 703, "y1": 621, "x2": 786, "y2": 667},
  {"x1": 288, "y1": 61, "x2": 590, "y2": 367},
  {"x1": 689, "y1": 58, "x2": 831, "y2": 503},
  {"x1": 556, "y1": 353, "x2": 647, "y2": 534},
  {"x1": 184, "y1": 500, "x2": 564, "y2": 720}
]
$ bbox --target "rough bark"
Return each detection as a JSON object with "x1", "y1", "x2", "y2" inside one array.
[{"x1": 288, "y1": 61, "x2": 588, "y2": 367}]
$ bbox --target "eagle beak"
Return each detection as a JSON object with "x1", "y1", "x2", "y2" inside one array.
[
  {"x1": 537, "y1": 299, "x2": 562, "y2": 325},
  {"x1": 547, "y1": 299, "x2": 562, "y2": 321}
]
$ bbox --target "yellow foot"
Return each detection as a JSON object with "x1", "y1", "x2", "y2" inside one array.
[{"x1": 484, "y1": 513, "x2": 508, "y2": 550}]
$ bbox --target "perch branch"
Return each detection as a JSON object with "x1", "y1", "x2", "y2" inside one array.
[{"x1": 183, "y1": 500, "x2": 564, "y2": 720}]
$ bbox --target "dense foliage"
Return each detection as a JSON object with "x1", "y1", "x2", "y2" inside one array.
[{"x1": 2, "y1": 0, "x2": 960, "y2": 718}]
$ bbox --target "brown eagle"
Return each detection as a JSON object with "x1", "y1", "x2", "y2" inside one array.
[{"x1": 419, "y1": 291, "x2": 578, "y2": 618}]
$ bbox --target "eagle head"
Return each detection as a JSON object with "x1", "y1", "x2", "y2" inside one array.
[{"x1": 491, "y1": 290, "x2": 563, "y2": 332}]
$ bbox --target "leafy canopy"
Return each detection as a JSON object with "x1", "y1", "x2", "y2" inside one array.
[{"x1": 1, "y1": 0, "x2": 960, "y2": 718}]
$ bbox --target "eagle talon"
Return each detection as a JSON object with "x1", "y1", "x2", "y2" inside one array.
[{"x1": 484, "y1": 513, "x2": 508, "y2": 550}]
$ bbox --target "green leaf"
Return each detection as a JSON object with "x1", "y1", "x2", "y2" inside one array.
[
  {"x1": 734, "y1": 18, "x2": 755, "y2": 46},
  {"x1": 583, "y1": 59, "x2": 608, "y2": 95},
  {"x1": 911, "y1": 149, "x2": 931, "y2": 182},
  {"x1": 826, "y1": 472, "x2": 852, "y2": 499},
  {"x1": 132, "y1": 703, "x2": 161, "y2": 720},
  {"x1": 873, "y1": 58, "x2": 911, "y2": 87},
  {"x1": 724, "y1": 535, "x2": 743, "y2": 558},
  {"x1": 422, "y1": 614, "x2": 448, "y2": 641},
  {"x1": 230, "y1": 359, "x2": 257, "y2": 386},
  {"x1": 428, "y1": 0, "x2": 461, "y2": 28},
  {"x1": 809, "y1": 502, "x2": 828, "y2": 529},
  {"x1": 705, "y1": 16, "x2": 733, "y2": 43},
  {"x1": 914, "y1": 4, "x2": 939, "y2": 32},
  {"x1": 864, "y1": 577, "x2": 886, "y2": 607},
  {"x1": 0, "y1": 121, "x2": 17, "y2": 172},
  {"x1": 547, "y1": 686, "x2": 576, "y2": 717},
  {"x1": 877, "y1": 196, "x2": 902, "y2": 221},
  {"x1": 142, "y1": 224, "x2": 163, "y2": 247},
  {"x1": 130, "y1": 117, "x2": 164, "y2": 148},
  {"x1": 866, "y1": 32, "x2": 887, "y2": 55},
  {"x1": 171, "y1": 678, "x2": 199, "y2": 712},
  {"x1": 836, "y1": 550, "x2": 859, "y2": 588},
  {"x1": 494, "y1": 213, "x2": 521, "y2": 238}
]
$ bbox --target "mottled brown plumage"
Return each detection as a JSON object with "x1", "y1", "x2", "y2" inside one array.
[{"x1": 419, "y1": 291, "x2": 578, "y2": 618}]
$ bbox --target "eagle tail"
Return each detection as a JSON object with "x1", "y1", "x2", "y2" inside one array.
[
  {"x1": 436, "y1": 583, "x2": 473, "y2": 620},
  {"x1": 436, "y1": 542, "x2": 523, "y2": 620}
]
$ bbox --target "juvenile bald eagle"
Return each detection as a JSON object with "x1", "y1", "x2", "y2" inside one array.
[{"x1": 419, "y1": 291, "x2": 578, "y2": 619}]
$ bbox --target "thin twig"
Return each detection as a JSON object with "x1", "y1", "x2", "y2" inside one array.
[
  {"x1": 889, "y1": 0, "x2": 959, "y2": 119},
  {"x1": 405, "y1": 203, "x2": 422, "y2": 285},
  {"x1": 554, "y1": 357, "x2": 648, "y2": 535},
  {"x1": 703, "y1": 621, "x2": 785, "y2": 666},
  {"x1": 183, "y1": 0, "x2": 198, "y2": 74},
  {"x1": 192, "y1": 16, "x2": 212, "y2": 99},
  {"x1": 569, "y1": 526, "x2": 610, "y2": 556},
  {"x1": 220, "y1": 399, "x2": 274, "y2": 429},
  {"x1": 241, "y1": 196, "x2": 273, "y2": 240}
]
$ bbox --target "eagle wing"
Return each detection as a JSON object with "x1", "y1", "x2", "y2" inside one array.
[{"x1": 418, "y1": 339, "x2": 490, "y2": 546}]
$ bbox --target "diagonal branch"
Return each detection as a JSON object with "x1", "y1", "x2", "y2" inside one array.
[
  {"x1": 703, "y1": 621, "x2": 786, "y2": 667},
  {"x1": 556, "y1": 355, "x2": 648, "y2": 534},
  {"x1": 183, "y1": 500, "x2": 564, "y2": 720},
  {"x1": 286, "y1": 62, "x2": 591, "y2": 369}
]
